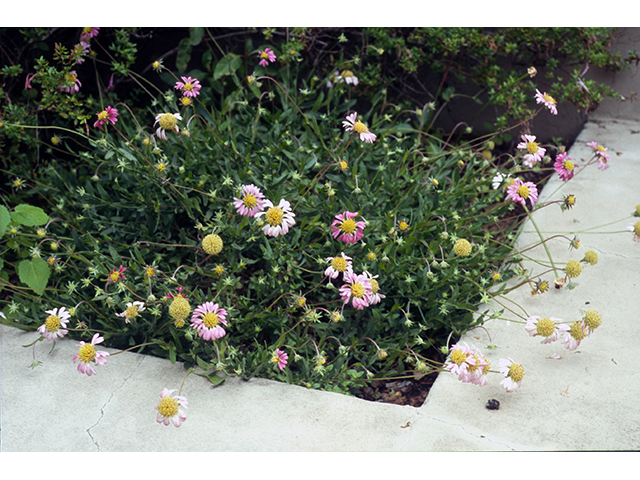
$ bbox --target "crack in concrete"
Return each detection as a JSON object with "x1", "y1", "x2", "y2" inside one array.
[{"x1": 86, "y1": 355, "x2": 145, "y2": 451}]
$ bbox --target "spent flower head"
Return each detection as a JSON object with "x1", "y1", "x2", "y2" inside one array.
[{"x1": 116, "y1": 301, "x2": 145, "y2": 323}]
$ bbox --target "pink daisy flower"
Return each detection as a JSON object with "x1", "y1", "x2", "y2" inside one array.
[
  {"x1": 553, "y1": 152, "x2": 575, "y2": 181},
  {"x1": 94, "y1": 106, "x2": 118, "y2": 129},
  {"x1": 331, "y1": 211, "x2": 366, "y2": 244},
  {"x1": 258, "y1": 47, "x2": 276, "y2": 67},
  {"x1": 342, "y1": 112, "x2": 376, "y2": 143},
  {"x1": 73, "y1": 41, "x2": 90, "y2": 64},
  {"x1": 190, "y1": 302, "x2": 228, "y2": 341},
  {"x1": 58, "y1": 71, "x2": 81, "y2": 94},
  {"x1": 498, "y1": 358, "x2": 524, "y2": 393},
  {"x1": 524, "y1": 316, "x2": 570, "y2": 344},
  {"x1": 174, "y1": 76, "x2": 202, "y2": 98},
  {"x1": 155, "y1": 388, "x2": 188, "y2": 427},
  {"x1": 107, "y1": 265, "x2": 126, "y2": 283},
  {"x1": 587, "y1": 141, "x2": 611, "y2": 170},
  {"x1": 272, "y1": 348, "x2": 288, "y2": 371},
  {"x1": 506, "y1": 178, "x2": 538, "y2": 208},
  {"x1": 73, "y1": 333, "x2": 110, "y2": 376},
  {"x1": 233, "y1": 184, "x2": 266, "y2": 217},
  {"x1": 535, "y1": 89, "x2": 558, "y2": 115},
  {"x1": 116, "y1": 301, "x2": 145, "y2": 324},
  {"x1": 324, "y1": 252, "x2": 353, "y2": 280},
  {"x1": 80, "y1": 27, "x2": 100, "y2": 42},
  {"x1": 37, "y1": 306, "x2": 71, "y2": 341},
  {"x1": 339, "y1": 271, "x2": 374, "y2": 310},
  {"x1": 561, "y1": 321, "x2": 588, "y2": 351},
  {"x1": 517, "y1": 134, "x2": 546, "y2": 168},
  {"x1": 444, "y1": 342, "x2": 473, "y2": 378},
  {"x1": 255, "y1": 199, "x2": 296, "y2": 237},
  {"x1": 363, "y1": 271, "x2": 385, "y2": 305},
  {"x1": 154, "y1": 112, "x2": 183, "y2": 141}
]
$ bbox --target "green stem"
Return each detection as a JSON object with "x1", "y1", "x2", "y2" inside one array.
[{"x1": 524, "y1": 205, "x2": 558, "y2": 278}]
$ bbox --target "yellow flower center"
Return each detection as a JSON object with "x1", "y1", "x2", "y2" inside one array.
[
  {"x1": 543, "y1": 93, "x2": 556, "y2": 104},
  {"x1": 569, "y1": 321, "x2": 586, "y2": 341},
  {"x1": 367, "y1": 252, "x2": 377, "y2": 261},
  {"x1": 182, "y1": 82, "x2": 194, "y2": 91},
  {"x1": 450, "y1": 349, "x2": 467, "y2": 366},
  {"x1": 109, "y1": 270, "x2": 122, "y2": 282},
  {"x1": 353, "y1": 120, "x2": 368, "y2": 134},
  {"x1": 202, "y1": 311, "x2": 220, "y2": 329},
  {"x1": 596, "y1": 145, "x2": 606, "y2": 153},
  {"x1": 158, "y1": 113, "x2": 177, "y2": 130},
  {"x1": 271, "y1": 354, "x2": 280, "y2": 364},
  {"x1": 78, "y1": 344, "x2": 96, "y2": 364},
  {"x1": 152, "y1": 61, "x2": 161, "y2": 70},
  {"x1": 156, "y1": 163, "x2": 166, "y2": 172},
  {"x1": 453, "y1": 238, "x2": 472, "y2": 257},
  {"x1": 202, "y1": 234, "x2": 223, "y2": 255},
  {"x1": 125, "y1": 305, "x2": 139, "y2": 319},
  {"x1": 265, "y1": 206, "x2": 284, "y2": 226},
  {"x1": 563, "y1": 160, "x2": 574, "y2": 171},
  {"x1": 339, "y1": 218, "x2": 357, "y2": 234},
  {"x1": 566, "y1": 195, "x2": 576, "y2": 206},
  {"x1": 169, "y1": 296, "x2": 191, "y2": 321},
  {"x1": 535, "y1": 317, "x2": 556, "y2": 337},
  {"x1": 584, "y1": 310, "x2": 602, "y2": 330},
  {"x1": 338, "y1": 160, "x2": 348, "y2": 170},
  {"x1": 526, "y1": 141, "x2": 539, "y2": 155},
  {"x1": 214, "y1": 265, "x2": 225, "y2": 275},
  {"x1": 45, "y1": 314, "x2": 61, "y2": 333},
  {"x1": 584, "y1": 250, "x2": 598, "y2": 265},
  {"x1": 399, "y1": 221, "x2": 409, "y2": 231},
  {"x1": 634, "y1": 221, "x2": 640, "y2": 236},
  {"x1": 331, "y1": 256, "x2": 348, "y2": 272},
  {"x1": 157, "y1": 396, "x2": 179, "y2": 418},
  {"x1": 491, "y1": 272, "x2": 501, "y2": 281},
  {"x1": 65, "y1": 73, "x2": 77, "y2": 83},
  {"x1": 565, "y1": 259, "x2": 582, "y2": 278},
  {"x1": 180, "y1": 97, "x2": 192, "y2": 106},
  {"x1": 242, "y1": 193, "x2": 258, "y2": 209},
  {"x1": 370, "y1": 278, "x2": 379, "y2": 294},
  {"x1": 341, "y1": 70, "x2": 354, "y2": 78},
  {"x1": 517, "y1": 184, "x2": 530, "y2": 199},
  {"x1": 97, "y1": 110, "x2": 108, "y2": 121},
  {"x1": 350, "y1": 282, "x2": 365, "y2": 298},
  {"x1": 145, "y1": 267, "x2": 156, "y2": 277},
  {"x1": 508, "y1": 363, "x2": 524, "y2": 382}
]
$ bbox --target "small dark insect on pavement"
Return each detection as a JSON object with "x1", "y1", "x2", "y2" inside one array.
[{"x1": 486, "y1": 399, "x2": 500, "y2": 410}]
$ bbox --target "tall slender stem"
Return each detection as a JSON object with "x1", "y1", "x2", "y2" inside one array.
[{"x1": 525, "y1": 205, "x2": 558, "y2": 278}]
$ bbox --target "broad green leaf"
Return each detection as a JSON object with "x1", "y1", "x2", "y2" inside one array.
[
  {"x1": 213, "y1": 53, "x2": 242, "y2": 81},
  {"x1": 0, "y1": 205, "x2": 10, "y2": 235},
  {"x1": 176, "y1": 37, "x2": 192, "y2": 73},
  {"x1": 10, "y1": 204, "x2": 50, "y2": 227},
  {"x1": 190, "y1": 27, "x2": 204, "y2": 46},
  {"x1": 17, "y1": 258, "x2": 50, "y2": 295},
  {"x1": 195, "y1": 371, "x2": 226, "y2": 387}
]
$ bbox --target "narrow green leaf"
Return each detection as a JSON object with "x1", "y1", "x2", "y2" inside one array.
[{"x1": 0, "y1": 205, "x2": 10, "y2": 235}]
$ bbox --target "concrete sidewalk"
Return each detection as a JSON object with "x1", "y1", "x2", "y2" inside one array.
[{"x1": 2, "y1": 112, "x2": 639, "y2": 452}]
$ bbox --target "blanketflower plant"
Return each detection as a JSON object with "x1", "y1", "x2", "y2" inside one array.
[
  {"x1": 506, "y1": 178, "x2": 538, "y2": 208},
  {"x1": 73, "y1": 333, "x2": 110, "y2": 376},
  {"x1": 258, "y1": 47, "x2": 276, "y2": 67},
  {"x1": 554, "y1": 152, "x2": 575, "y2": 181},
  {"x1": 342, "y1": 112, "x2": 376, "y2": 143},
  {"x1": 233, "y1": 184, "x2": 266, "y2": 217},
  {"x1": 191, "y1": 302, "x2": 228, "y2": 341},
  {"x1": 339, "y1": 271, "x2": 374, "y2": 310},
  {"x1": 174, "y1": 76, "x2": 202, "y2": 98},
  {"x1": 94, "y1": 106, "x2": 118, "y2": 129},
  {"x1": 154, "y1": 112, "x2": 182, "y2": 140},
  {"x1": 116, "y1": 301, "x2": 145, "y2": 323},
  {"x1": 37, "y1": 306, "x2": 71, "y2": 340},
  {"x1": 255, "y1": 199, "x2": 296, "y2": 237},
  {"x1": 155, "y1": 388, "x2": 188, "y2": 427},
  {"x1": 516, "y1": 134, "x2": 546, "y2": 168},
  {"x1": 535, "y1": 89, "x2": 558, "y2": 115},
  {"x1": 331, "y1": 211, "x2": 366, "y2": 244}
]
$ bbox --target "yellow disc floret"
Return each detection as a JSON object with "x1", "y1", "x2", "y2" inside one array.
[
  {"x1": 453, "y1": 238, "x2": 472, "y2": 257},
  {"x1": 202, "y1": 234, "x2": 223, "y2": 255}
]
